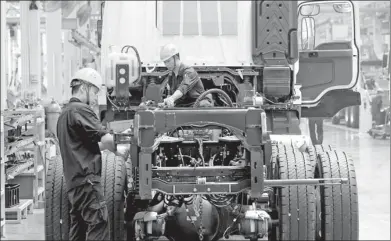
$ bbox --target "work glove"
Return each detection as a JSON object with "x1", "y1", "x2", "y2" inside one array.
[
  {"x1": 122, "y1": 128, "x2": 133, "y2": 134},
  {"x1": 163, "y1": 96, "x2": 175, "y2": 107}
]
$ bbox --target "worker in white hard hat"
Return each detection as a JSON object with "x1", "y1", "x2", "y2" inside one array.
[
  {"x1": 56, "y1": 67, "x2": 129, "y2": 240},
  {"x1": 160, "y1": 43, "x2": 213, "y2": 107}
]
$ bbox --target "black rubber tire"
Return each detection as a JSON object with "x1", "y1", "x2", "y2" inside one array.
[
  {"x1": 272, "y1": 144, "x2": 316, "y2": 240},
  {"x1": 268, "y1": 141, "x2": 279, "y2": 179},
  {"x1": 345, "y1": 108, "x2": 351, "y2": 127},
  {"x1": 101, "y1": 151, "x2": 127, "y2": 241},
  {"x1": 306, "y1": 145, "x2": 334, "y2": 171},
  {"x1": 350, "y1": 106, "x2": 359, "y2": 129},
  {"x1": 315, "y1": 150, "x2": 359, "y2": 240},
  {"x1": 45, "y1": 151, "x2": 127, "y2": 241},
  {"x1": 45, "y1": 155, "x2": 70, "y2": 241}
]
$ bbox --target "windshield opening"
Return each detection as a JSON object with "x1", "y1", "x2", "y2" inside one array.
[{"x1": 298, "y1": 2, "x2": 354, "y2": 50}]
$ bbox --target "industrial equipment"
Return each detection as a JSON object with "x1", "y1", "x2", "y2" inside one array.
[
  {"x1": 368, "y1": 106, "x2": 390, "y2": 139},
  {"x1": 44, "y1": 99, "x2": 61, "y2": 137},
  {"x1": 45, "y1": 1, "x2": 360, "y2": 240}
]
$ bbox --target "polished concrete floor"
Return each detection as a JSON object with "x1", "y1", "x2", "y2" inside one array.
[{"x1": 2, "y1": 120, "x2": 390, "y2": 240}]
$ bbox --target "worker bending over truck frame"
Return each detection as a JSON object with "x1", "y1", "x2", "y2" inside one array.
[{"x1": 160, "y1": 44, "x2": 213, "y2": 108}]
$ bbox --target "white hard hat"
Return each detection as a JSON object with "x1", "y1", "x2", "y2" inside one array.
[
  {"x1": 160, "y1": 43, "x2": 179, "y2": 62},
  {"x1": 71, "y1": 67, "x2": 102, "y2": 90}
]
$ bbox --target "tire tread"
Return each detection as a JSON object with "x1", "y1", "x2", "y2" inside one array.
[
  {"x1": 276, "y1": 144, "x2": 316, "y2": 240},
  {"x1": 45, "y1": 156, "x2": 69, "y2": 240},
  {"x1": 317, "y1": 150, "x2": 359, "y2": 240}
]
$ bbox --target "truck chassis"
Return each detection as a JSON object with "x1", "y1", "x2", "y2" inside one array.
[
  {"x1": 45, "y1": 105, "x2": 358, "y2": 241},
  {"x1": 44, "y1": 0, "x2": 360, "y2": 239}
]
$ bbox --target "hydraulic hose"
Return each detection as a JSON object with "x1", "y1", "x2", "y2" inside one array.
[
  {"x1": 193, "y1": 88, "x2": 234, "y2": 108},
  {"x1": 121, "y1": 45, "x2": 142, "y2": 84}
]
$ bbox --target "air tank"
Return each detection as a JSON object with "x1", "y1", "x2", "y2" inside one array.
[
  {"x1": 104, "y1": 46, "x2": 141, "y2": 88},
  {"x1": 45, "y1": 99, "x2": 61, "y2": 137}
]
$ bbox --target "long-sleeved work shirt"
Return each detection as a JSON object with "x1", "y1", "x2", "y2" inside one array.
[
  {"x1": 170, "y1": 63, "x2": 209, "y2": 106},
  {"x1": 57, "y1": 98, "x2": 108, "y2": 191}
]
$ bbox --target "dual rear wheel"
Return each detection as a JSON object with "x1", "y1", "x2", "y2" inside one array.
[
  {"x1": 45, "y1": 143, "x2": 358, "y2": 241},
  {"x1": 269, "y1": 143, "x2": 359, "y2": 240}
]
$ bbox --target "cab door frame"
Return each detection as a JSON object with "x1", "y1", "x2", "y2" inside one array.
[{"x1": 297, "y1": 0, "x2": 361, "y2": 109}]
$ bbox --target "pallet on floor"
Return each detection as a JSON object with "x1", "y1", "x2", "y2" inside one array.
[{"x1": 5, "y1": 199, "x2": 33, "y2": 224}]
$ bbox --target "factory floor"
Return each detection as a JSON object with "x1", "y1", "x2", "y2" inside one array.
[{"x1": 2, "y1": 120, "x2": 390, "y2": 240}]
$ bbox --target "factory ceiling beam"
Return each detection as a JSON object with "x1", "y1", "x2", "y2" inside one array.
[
  {"x1": 20, "y1": 1, "x2": 41, "y2": 100},
  {"x1": 45, "y1": 8, "x2": 63, "y2": 103},
  {"x1": 1, "y1": 1, "x2": 7, "y2": 111},
  {"x1": 70, "y1": 30, "x2": 100, "y2": 54},
  {"x1": 7, "y1": 16, "x2": 99, "y2": 54},
  {"x1": 63, "y1": 4, "x2": 82, "y2": 102}
]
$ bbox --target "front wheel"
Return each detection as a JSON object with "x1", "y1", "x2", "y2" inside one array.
[
  {"x1": 350, "y1": 106, "x2": 359, "y2": 129},
  {"x1": 345, "y1": 108, "x2": 351, "y2": 127}
]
